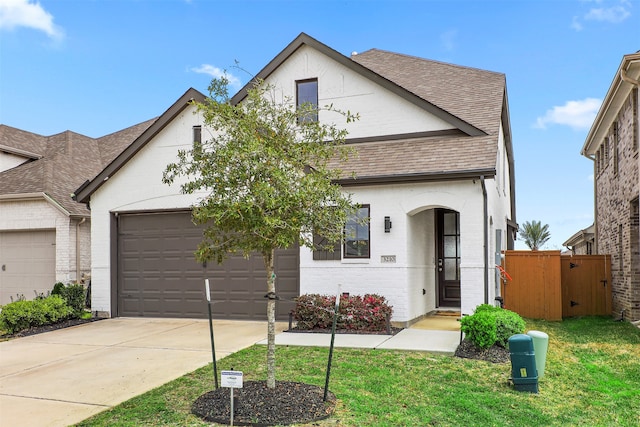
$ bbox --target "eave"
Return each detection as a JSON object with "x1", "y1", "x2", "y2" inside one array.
[{"x1": 581, "y1": 52, "x2": 640, "y2": 157}]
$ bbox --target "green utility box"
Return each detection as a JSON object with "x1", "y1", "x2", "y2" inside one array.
[
  {"x1": 527, "y1": 330, "x2": 549, "y2": 378},
  {"x1": 508, "y1": 334, "x2": 539, "y2": 393}
]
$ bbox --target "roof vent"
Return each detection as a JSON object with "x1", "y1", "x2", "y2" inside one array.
[{"x1": 351, "y1": 51, "x2": 358, "y2": 56}]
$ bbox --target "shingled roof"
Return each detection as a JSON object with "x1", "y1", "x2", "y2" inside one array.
[
  {"x1": 350, "y1": 49, "x2": 506, "y2": 137},
  {"x1": 0, "y1": 120, "x2": 155, "y2": 216},
  {"x1": 230, "y1": 33, "x2": 512, "y2": 186}
]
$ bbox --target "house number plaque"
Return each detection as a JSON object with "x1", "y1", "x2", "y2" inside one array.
[{"x1": 381, "y1": 255, "x2": 396, "y2": 263}]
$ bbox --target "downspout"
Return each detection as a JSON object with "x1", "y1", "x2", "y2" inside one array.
[
  {"x1": 480, "y1": 176, "x2": 489, "y2": 304},
  {"x1": 76, "y1": 217, "x2": 86, "y2": 282}
]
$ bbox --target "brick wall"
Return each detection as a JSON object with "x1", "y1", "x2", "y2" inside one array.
[{"x1": 595, "y1": 88, "x2": 640, "y2": 321}]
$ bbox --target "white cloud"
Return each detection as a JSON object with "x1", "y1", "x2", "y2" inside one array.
[
  {"x1": 571, "y1": 16, "x2": 584, "y2": 31},
  {"x1": 585, "y1": 4, "x2": 631, "y2": 22},
  {"x1": 534, "y1": 98, "x2": 602, "y2": 130},
  {"x1": 440, "y1": 29, "x2": 457, "y2": 52},
  {"x1": 0, "y1": 0, "x2": 64, "y2": 40},
  {"x1": 572, "y1": 0, "x2": 632, "y2": 30},
  {"x1": 191, "y1": 64, "x2": 242, "y2": 89}
]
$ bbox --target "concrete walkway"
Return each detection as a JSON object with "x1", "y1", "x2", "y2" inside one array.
[
  {"x1": 261, "y1": 315, "x2": 461, "y2": 354},
  {"x1": 0, "y1": 318, "x2": 281, "y2": 427}
]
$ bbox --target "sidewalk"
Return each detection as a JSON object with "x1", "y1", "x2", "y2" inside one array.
[
  {"x1": 259, "y1": 329, "x2": 460, "y2": 354},
  {"x1": 258, "y1": 315, "x2": 462, "y2": 355}
]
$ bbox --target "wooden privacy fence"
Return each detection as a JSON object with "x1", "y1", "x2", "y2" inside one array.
[{"x1": 501, "y1": 251, "x2": 612, "y2": 321}]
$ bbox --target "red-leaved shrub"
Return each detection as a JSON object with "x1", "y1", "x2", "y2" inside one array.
[{"x1": 292, "y1": 293, "x2": 393, "y2": 332}]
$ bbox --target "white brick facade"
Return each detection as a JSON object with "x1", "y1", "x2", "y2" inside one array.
[{"x1": 82, "y1": 35, "x2": 515, "y2": 323}]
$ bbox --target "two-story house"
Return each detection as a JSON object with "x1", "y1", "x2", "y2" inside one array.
[
  {"x1": 581, "y1": 51, "x2": 640, "y2": 322},
  {"x1": 74, "y1": 33, "x2": 516, "y2": 324}
]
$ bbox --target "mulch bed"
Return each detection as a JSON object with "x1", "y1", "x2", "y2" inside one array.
[
  {"x1": 454, "y1": 339, "x2": 511, "y2": 363},
  {"x1": 0, "y1": 317, "x2": 102, "y2": 339},
  {"x1": 287, "y1": 326, "x2": 403, "y2": 335},
  {"x1": 192, "y1": 381, "x2": 335, "y2": 426}
]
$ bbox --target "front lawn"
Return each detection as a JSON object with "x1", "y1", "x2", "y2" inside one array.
[{"x1": 75, "y1": 317, "x2": 640, "y2": 426}]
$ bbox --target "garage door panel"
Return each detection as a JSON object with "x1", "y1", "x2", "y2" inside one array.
[
  {"x1": 0, "y1": 230, "x2": 56, "y2": 305},
  {"x1": 117, "y1": 212, "x2": 298, "y2": 319}
]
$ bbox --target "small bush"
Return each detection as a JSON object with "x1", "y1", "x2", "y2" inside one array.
[
  {"x1": 0, "y1": 295, "x2": 73, "y2": 334},
  {"x1": 460, "y1": 304, "x2": 525, "y2": 349},
  {"x1": 51, "y1": 282, "x2": 66, "y2": 295},
  {"x1": 51, "y1": 282, "x2": 86, "y2": 316},
  {"x1": 292, "y1": 293, "x2": 393, "y2": 332}
]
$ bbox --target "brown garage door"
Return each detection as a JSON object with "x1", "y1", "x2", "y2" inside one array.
[
  {"x1": 0, "y1": 230, "x2": 56, "y2": 305},
  {"x1": 117, "y1": 211, "x2": 298, "y2": 320}
]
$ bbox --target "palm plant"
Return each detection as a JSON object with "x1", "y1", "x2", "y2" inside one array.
[{"x1": 519, "y1": 220, "x2": 551, "y2": 250}]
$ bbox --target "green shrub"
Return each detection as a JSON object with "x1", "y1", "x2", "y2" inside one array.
[
  {"x1": 0, "y1": 295, "x2": 73, "y2": 334},
  {"x1": 460, "y1": 304, "x2": 525, "y2": 349},
  {"x1": 51, "y1": 282, "x2": 66, "y2": 295},
  {"x1": 51, "y1": 282, "x2": 86, "y2": 316},
  {"x1": 495, "y1": 308, "x2": 526, "y2": 347},
  {"x1": 41, "y1": 295, "x2": 74, "y2": 323},
  {"x1": 292, "y1": 293, "x2": 393, "y2": 332}
]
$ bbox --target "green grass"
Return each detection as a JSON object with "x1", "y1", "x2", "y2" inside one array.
[{"x1": 75, "y1": 316, "x2": 640, "y2": 427}]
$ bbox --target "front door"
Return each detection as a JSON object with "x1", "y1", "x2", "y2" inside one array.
[{"x1": 436, "y1": 209, "x2": 461, "y2": 307}]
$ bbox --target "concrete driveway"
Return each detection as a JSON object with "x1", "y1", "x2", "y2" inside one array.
[{"x1": 0, "y1": 318, "x2": 281, "y2": 427}]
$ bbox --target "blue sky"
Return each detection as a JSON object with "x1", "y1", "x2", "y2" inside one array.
[{"x1": 1, "y1": 0, "x2": 639, "y2": 249}]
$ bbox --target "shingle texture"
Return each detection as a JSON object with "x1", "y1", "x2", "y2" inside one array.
[
  {"x1": 0, "y1": 120, "x2": 155, "y2": 215},
  {"x1": 333, "y1": 49, "x2": 506, "y2": 180},
  {"x1": 351, "y1": 49, "x2": 505, "y2": 136}
]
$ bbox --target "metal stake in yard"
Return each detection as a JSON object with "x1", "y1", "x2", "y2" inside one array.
[
  {"x1": 323, "y1": 285, "x2": 341, "y2": 402},
  {"x1": 205, "y1": 279, "x2": 219, "y2": 389}
]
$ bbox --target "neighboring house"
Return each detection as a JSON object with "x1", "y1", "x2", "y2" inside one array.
[
  {"x1": 0, "y1": 121, "x2": 153, "y2": 305},
  {"x1": 74, "y1": 33, "x2": 516, "y2": 324},
  {"x1": 563, "y1": 224, "x2": 595, "y2": 255},
  {"x1": 580, "y1": 51, "x2": 640, "y2": 322}
]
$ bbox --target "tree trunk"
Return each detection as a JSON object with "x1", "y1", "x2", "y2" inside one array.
[{"x1": 264, "y1": 249, "x2": 276, "y2": 389}]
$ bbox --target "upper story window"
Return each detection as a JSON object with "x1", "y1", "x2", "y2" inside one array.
[
  {"x1": 296, "y1": 79, "x2": 318, "y2": 123},
  {"x1": 344, "y1": 205, "x2": 370, "y2": 258},
  {"x1": 193, "y1": 125, "x2": 202, "y2": 144},
  {"x1": 632, "y1": 88, "x2": 638, "y2": 152},
  {"x1": 612, "y1": 121, "x2": 619, "y2": 176}
]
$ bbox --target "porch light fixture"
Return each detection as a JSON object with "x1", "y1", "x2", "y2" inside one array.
[{"x1": 384, "y1": 216, "x2": 392, "y2": 233}]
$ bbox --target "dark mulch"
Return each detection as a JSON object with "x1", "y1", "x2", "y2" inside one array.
[
  {"x1": 287, "y1": 326, "x2": 403, "y2": 335},
  {"x1": 192, "y1": 380, "x2": 335, "y2": 426},
  {"x1": 1, "y1": 317, "x2": 102, "y2": 339},
  {"x1": 454, "y1": 339, "x2": 511, "y2": 363}
]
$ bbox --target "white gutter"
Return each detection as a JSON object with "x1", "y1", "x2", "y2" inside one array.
[
  {"x1": 620, "y1": 64, "x2": 640, "y2": 87},
  {"x1": 0, "y1": 144, "x2": 42, "y2": 159}
]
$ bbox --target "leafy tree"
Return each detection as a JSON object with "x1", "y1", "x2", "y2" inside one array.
[
  {"x1": 519, "y1": 220, "x2": 551, "y2": 250},
  {"x1": 163, "y1": 77, "x2": 358, "y2": 388}
]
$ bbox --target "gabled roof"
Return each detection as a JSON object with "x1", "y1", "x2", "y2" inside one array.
[
  {"x1": 73, "y1": 88, "x2": 206, "y2": 204},
  {"x1": 231, "y1": 33, "x2": 506, "y2": 136},
  {"x1": 73, "y1": 35, "x2": 514, "y2": 221},
  {"x1": 0, "y1": 120, "x2": 154, "y2": 216},
  {"x1": 229, "y1": 33, "x2": 512, "y2": 183},
  {"x1": 562, "y1": 224, "x2": 595, "y2": 247},
  {"x1": 581, "y1": 51, "x2": 640, "y2": 156}
]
